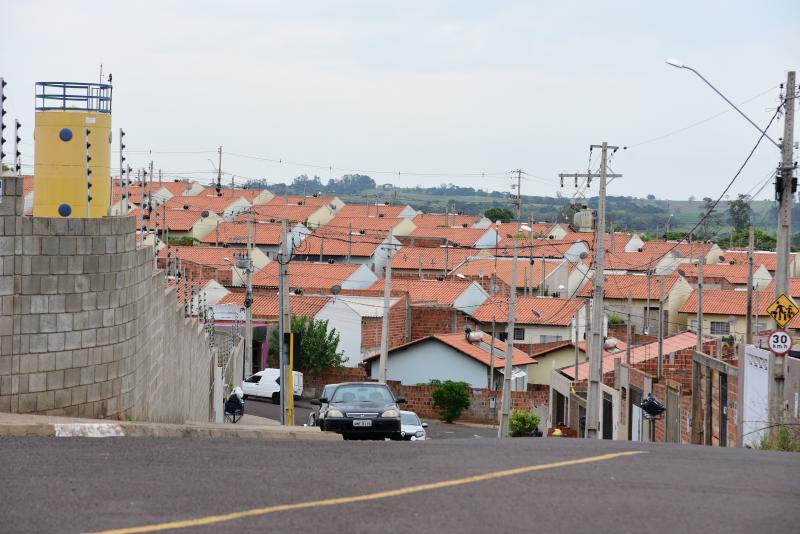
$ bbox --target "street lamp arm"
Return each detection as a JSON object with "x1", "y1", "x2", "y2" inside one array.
[{"x1": 680, "y1": 64, "x2": 781, "y2": 149}]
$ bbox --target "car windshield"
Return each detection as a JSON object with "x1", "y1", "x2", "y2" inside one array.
[
  {"x1": 330, "y1": 385, "x2": 394, "y2": 403},
  {"x1": 401, "y1": 413, "x2": 420, "y2": 426}
]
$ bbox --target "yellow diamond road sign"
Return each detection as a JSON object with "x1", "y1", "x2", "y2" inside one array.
[{"x1": 767, "y1": 293, "x2": 799, "y2": 328}]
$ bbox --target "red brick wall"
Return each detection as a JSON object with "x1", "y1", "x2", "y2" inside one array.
[
  {"x1": 386, "y1": 381, "x2": 549, "y2": 424},
  {"x1": 303, "y1": 367, "x2": 370, "y2": 396},
  {"x1": 409, "y1": 307, "x2": 476, "y2": 341},
  {"x1": 360, "y1": 294, "x2": 408, "y2": 354},
  {"x1": 158, "y1": 258, "x2": 232, "y2": 285}
]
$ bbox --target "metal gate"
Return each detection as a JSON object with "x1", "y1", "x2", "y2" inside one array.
[{"x1": 665, "y1": 387, "x2": 680, "y2": 443}]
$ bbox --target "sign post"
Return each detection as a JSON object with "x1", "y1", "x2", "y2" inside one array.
[{"x1": 766, "y1": 293, "x2": 798, "y2": 329}]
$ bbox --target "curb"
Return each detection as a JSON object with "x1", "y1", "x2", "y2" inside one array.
[{"x1": 0, "y1": 418, "x2": 341, "y2": 442}]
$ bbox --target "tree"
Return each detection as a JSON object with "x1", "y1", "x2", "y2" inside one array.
[
  {"x1": 483, "y1": 207, "x2": 514, "y2": 223},
  {"x1": 646, "y1": 194, "x2": 656, "y2": 200},
  {"x1": 728, "y1": 194, "x2": 752, "y2": 233},
  {"x1": 431, "y1": 381, "x2": 470, "y2": 423},
  {"x1": 268, "y1": 316, "x2": 344, "y2": 374},
  {"x1": 700, "y1": 197, "x2": 720, "y2": 240}
]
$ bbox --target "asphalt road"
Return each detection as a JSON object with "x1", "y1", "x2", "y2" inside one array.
[
  {"x1": 244, "y1": 396, "x2": 498, "y2": 439},
  {"x1": 2, "y1": 436, "x2": 798, "y2": 534}
]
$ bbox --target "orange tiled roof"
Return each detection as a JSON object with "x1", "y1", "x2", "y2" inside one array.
[
  {"x1": 562, "y1": 231, "x2": 635, "y2": 251},
  {"x1": 678, "y1": 289, "x2": 772, "y2": 316},
  {"x1": 764, "y1": 278, "x2": 800, "y2": 297},
  {"x1": 219, "y1": 292, "x2": 329, "y2": 320},
  {"x1": 471, "y1": 294, "x2": 584, "y2": 326},
  {"x1": 252, "y1": 262, "x2": 362, "y2": 289},
  {"x1": 336, "y1": 204, "x2": 411, "y2": 218},
  {"x1": 493, "y1": 238, "x2": 581, "y2": 259},
  {"x1": 200, "y1": 220, "x2": 284, "y2": 246},
  {"x1": 266, "y1": 195, "x2": 337, "y2": 207},
  {"x1": 679, "y1": 262, "x2": 752, "y2": 284},
  {"x1": 365, "y1": 332, "x2": 536, "y2": 367},
  {"x1": 391, "y1": 246, "x2": 480, "y2": 271},
  {"x1": 111, "y1": 184, "x2": 145, "y2": 205},
  {"x1": 249, "y1": 203, "x2": 321, "y2": 223},
  {"x1": 723, "y1": 250, "x2": 796, "y2": 272},
  {"x1": 642, "y1": 241, "x2": 716, "y2": 260},
  {"x1": 494, "y1": 222, "x2": 560, "y2": 239},
  {"x1": 22, "y1": 175, "x2": 35, "y2": 195},
  {"x1": 370, "y1": 278, "x2": 476, "y2": 306},
  {"x1": 157, "y1": 246, "x2": 234, "y2": 269},
  {"x1": 409, "y1": 226, "x2": 493, "y2": 247},
  {"x1": 561, "y1": 331, "x2": 704, "y2": 379},
  {"x1": 165, "y1": 194, "x2": 248, "y2": 214},
  {"x1": 132, "y1": 207, "x2": 209, "y2": 231},
  {"x1": 412, "y1": 213, "x2": 482, "y2": 228},
  {"x1": 319, "y1": 216, "x2": 407, "y2": 238},
  {"x1": 293, "y1": 233, "x2": 387, "y2": 258},
  {"x1": 158, "y1": 181, "x2": 196, "y2": 196},
  {"x1": 451, "y1": 257, "x2": 560, "y2": 289},
  {"x1": 602, "y1": 251, "x2": 666, "y2": 272},
  {"x1": 199, "y1": 186, "x2": 266, "y2": 202},
  {"x1": 578, "y1": 273, "x2": 682, "y2": 300}
]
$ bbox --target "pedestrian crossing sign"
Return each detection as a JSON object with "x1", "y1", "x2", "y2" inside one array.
[{"x1": 766, "y1": 293, "x2": 799, "y2": 328}]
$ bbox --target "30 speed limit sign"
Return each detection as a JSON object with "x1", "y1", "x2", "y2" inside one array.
[{"x1": 768, "y1": 329, "x2": 792, "y2": 355}]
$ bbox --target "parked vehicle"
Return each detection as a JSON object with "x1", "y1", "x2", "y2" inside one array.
[
  {"x1": 241, "y1": 368, "x2": 303, "y2": 404},
  {"x1": 400, "y1": 411, "x2": 428, "y2": 441},
  {"x1": 306, "y1": 383, "x2": 340, "y2": 427},
  {"x1": 311, "y1": 382, "x2": 404, "y2": 440}
]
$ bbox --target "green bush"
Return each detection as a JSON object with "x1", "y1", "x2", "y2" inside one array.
[
  {"x1": 509, "y1": 409, "x2": 541, "y2": 437},
  {"x1": 431, "y1": 381, "x2": 470, "y2": 423},
  {"x1": 757, "y1": 426, "x2": 800, "y2": 452},
  {"x1": 608, "y1": 315, "x2": 625, "y2": 326}
]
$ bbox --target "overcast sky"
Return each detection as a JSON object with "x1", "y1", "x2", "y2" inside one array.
[{"x1": 2, "y1": 1, "x2": 797, "y2": 200}]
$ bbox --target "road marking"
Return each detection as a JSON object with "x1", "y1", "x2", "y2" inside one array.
[{"x1": 90, "y1": 450, "x2": 644, "y2": 534}]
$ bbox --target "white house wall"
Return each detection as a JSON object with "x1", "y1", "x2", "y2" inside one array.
[
  {"x1": 315, "y1": 299, "x2": 363, "y2": 367},
  {"x1": 343, "y1": 265, "x2": 380, "y2": 289},
  {"x1": 452, "y1": 282, "x2": 490, "y2": 315},
  {"x1": 475, "y1": 229, "x2": 499, "y2": 249},
  {"x1": 369, "y1": 339, "x2": 489, "y2": 387}
]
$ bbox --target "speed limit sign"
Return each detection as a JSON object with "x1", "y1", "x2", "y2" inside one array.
[{"x1": 768, "y1": 329, "x2": 792, "y2": 355}]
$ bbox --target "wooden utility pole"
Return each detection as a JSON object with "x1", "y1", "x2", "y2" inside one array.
[
  {"x1": 560, "y1": 143, "x2": 621, "y2": 439},
  {"x1": 498, "y1": 239, "x2": 518, "y2": 438},
  {"x1": 378, "y1": 228, "x2": 394, "y2": 383}
]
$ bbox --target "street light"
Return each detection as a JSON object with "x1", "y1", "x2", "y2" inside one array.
[{"x1": 664, "y1": 58, "x2": 781, "y2": 149}]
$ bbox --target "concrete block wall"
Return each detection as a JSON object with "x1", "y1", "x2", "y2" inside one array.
[{"x1": 0, "y1": 175, "x2": 211, "y2": 423}]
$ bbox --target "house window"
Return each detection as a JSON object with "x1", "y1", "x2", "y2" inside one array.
[
  {"x1": 710, "y1": 321, "x2": 730, "y2": 336},
  {"x1": 689, "y1": 320, "x2": 698, "y2": 332},
  {"x1": 513, "y1": 327, "x2": 525, "y2": 341},
  {"x1": 539, "y1": 335, "x2": 562, "y2": 343}
]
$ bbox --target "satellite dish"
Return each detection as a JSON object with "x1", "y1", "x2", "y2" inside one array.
[
  {"x1": 331, "y1": 284, "x2": 342, "y2": 295},
  {"x1": 201, "y1": 210, "x2": 210, "y2": 218},
  {"x1": 578, "y1": 251, "x2": 589, "y2": 260},
  {"x1": 719, "y1": 255, "x2": 726, "y2": 262},
  {"x1": 677, "y1": 269, "x2": 686, "y2": 277}
]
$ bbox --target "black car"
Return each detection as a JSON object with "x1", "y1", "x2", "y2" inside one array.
[{"x1": 310, "y1": 382, "x2": 404, "y2": 440}]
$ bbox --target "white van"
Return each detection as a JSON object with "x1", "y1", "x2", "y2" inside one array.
[{"x1": 241, "y1": 368, "x2": 303, "y2": 404}]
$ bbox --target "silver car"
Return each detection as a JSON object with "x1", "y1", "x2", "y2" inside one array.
[{"x1": 400, "y1": 411, "x2": 428, "y2": 441}]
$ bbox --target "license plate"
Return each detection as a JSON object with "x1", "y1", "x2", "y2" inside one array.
[{"x1": 352, "y1": 419, "x2": 372, "y2": 427}]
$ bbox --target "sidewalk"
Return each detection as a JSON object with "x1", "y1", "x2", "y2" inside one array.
[{"x1": 0, "y1": 412, "x2": 341, "y2": 441}]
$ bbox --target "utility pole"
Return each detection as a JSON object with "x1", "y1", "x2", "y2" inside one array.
[
  {"x1": 771, "y1": 71, "x2": 796, "y2": 438},
  {"x1": 691, "y1": 257, "x2": 704, "y2": 444},
  {"x1": 574, "y1": 315, "x2": 580, "y2": 381},
  {"x1": 626, "y1": 290, "x2": 632, "y2": 364},
  {"x1": 244, "y1": 211, "x2": 254, "y2": 378},
  {"x1": 216, "y1": 146, "x2": 223, "y2": 196},
  {"x1": 278, "y1": 220, "x2": 292, "y2": 425},
  {"x1": 746, "y1": 226, "x2": 754, "y2": 344},
  {"x1": 378, "y1": 228, "x2": 394, "y2": 383},
  {"x1": 498, "y1": 238, "x2": 518, "y2": 438},
  {"x1": 657, "y1": 275, "x2": 665, "y2": 380},
  {"x1": 489, "y1": 318, "x2": 496, "y2": 391},
  {"x1": 510, "y1": 169, "x2": 525, "y2": 223},
  {"x1": 560, "y1": 143, "x2": 621, "y2": 439}
]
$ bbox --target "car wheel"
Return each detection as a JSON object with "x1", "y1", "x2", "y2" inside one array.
[{"x1": 272, "y1": 392, "x2": 279, "y2": 404}]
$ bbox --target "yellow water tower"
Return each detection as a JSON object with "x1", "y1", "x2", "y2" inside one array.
[{"x1": 33, "y1": 81, "x2": 112, "y2": 218}]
